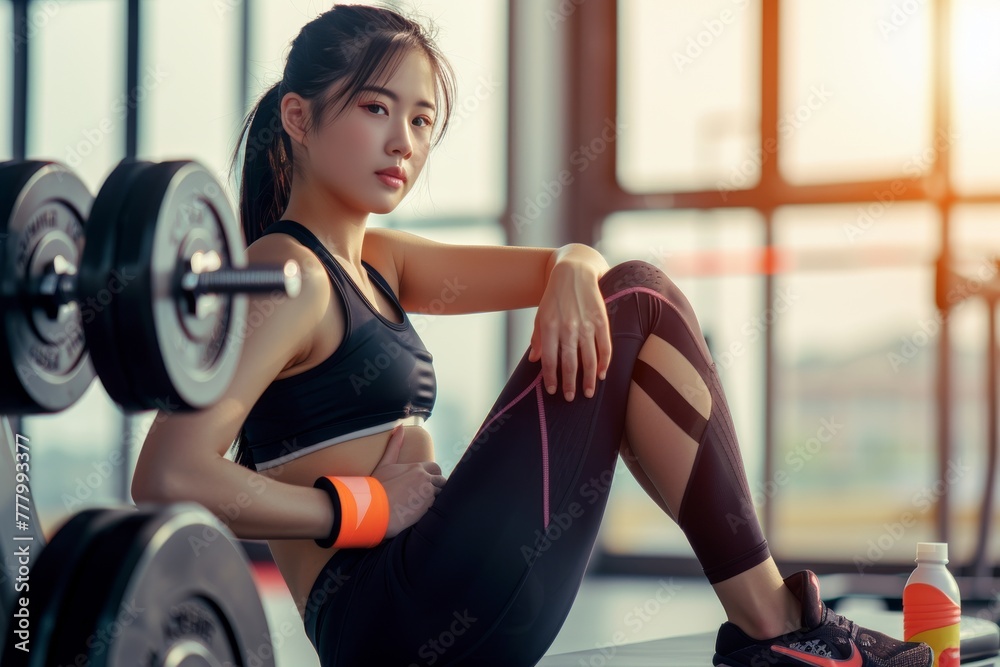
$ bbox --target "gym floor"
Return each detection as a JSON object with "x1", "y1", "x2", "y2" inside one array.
[{"x1": 249, "y1": 563, "x2": 727, "y2": 664}]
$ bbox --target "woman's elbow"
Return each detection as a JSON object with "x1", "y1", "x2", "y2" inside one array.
[
  {"x1": 130, "y1": 462, "x2": 181, "y2": 504},
  {"x1": 131, "y1": 468, "x2": 170, "y2": 503}
]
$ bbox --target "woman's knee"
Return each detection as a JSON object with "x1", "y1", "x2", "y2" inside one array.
[
  {"x1": 599, "y1": 260, "x2": 670, "y2": 294},
  {"x1": 598, "y1": 260, "x2": 698, "y2": 323}
]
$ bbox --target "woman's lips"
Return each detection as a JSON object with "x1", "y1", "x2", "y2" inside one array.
[{"x1": 376, "y1": 173, "x2": 405, "y2": 188}]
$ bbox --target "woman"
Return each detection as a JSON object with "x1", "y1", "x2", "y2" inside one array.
[{"x1": 131, "y1": 4, "x2": 933, "y2": 666}]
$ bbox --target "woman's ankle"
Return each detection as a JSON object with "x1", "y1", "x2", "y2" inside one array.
[
  {"x1": 712, "y1": 560, "x2": 803, "y2": 640},
  {"x1": 729, "y1": 584, "x2": 802, "y2": 640}
]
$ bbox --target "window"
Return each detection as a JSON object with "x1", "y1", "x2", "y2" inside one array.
[
  {"x1": 140, "y1": 0, "x2": 242, "y2": 182},
  {"x1": 950, "y1": 0, "x2": 1000, "y2": 194},
  {"x1": 21, "y1": 0, "x2": 128, "y2": 537},
  {"x1": 0, "y1": 0, "x2": 12, "y2": 160},
  {"x1": 27, "y1": 0, "x2": 124, "y2": 191},
  {"x1": 780, "y1": 0, "x2": 933, "y2": 184},
  {"x1": 948, "y1": 205, "x2": 1000, "y2": 561},
  {"x1": 617, "y1": 0, "x2": 761, "y2": 192},
  {"x1": 771, "y1": 205, "x2": 941, "y2": 563},
  {"x1": 600, "y1": 0, "x2": 998, "y2": 569}
]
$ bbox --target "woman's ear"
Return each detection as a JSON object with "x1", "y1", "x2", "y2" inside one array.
[{"x1": 281, "y1": 93, "x2": 309, "y2": 147}]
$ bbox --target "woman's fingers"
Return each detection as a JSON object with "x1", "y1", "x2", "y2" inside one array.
[
  {"x1": 539, "y1": 318, "x2": 560, "y2": 395},
  {"x1": 560, "y1": 327, "x2": 579, "y2": 401},
  {"x1": 535, "y1": 285, "x2": 612, "y2": 401},
  {"x1": 432, "y1": 474, "x2": 447, "y2": 494},
  {"x1": 579, "y1": 318, "x2": 599, "y2": 398}
]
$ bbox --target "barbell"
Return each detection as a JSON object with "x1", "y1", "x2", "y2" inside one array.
[{"x1": 0, "y1": 159, "x2": 302, "y2": 413}]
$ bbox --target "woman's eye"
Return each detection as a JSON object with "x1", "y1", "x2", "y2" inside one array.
[{"x1": 365, "y1": 103, "x2": 386, "y2": 115}]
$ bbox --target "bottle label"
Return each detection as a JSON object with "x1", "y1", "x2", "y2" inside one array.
[{"x1": 904, "y1": 583, "x2": 961, "y2": 667}]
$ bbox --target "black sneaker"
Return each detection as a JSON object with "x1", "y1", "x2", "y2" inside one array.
[{"x1": 714, "y1": 570, "x2": 933, "y2": 667}]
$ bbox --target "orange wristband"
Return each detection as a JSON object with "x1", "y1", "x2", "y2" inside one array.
[{"x1": 314, "y1": 476, "x2": 389, "y2": 549}]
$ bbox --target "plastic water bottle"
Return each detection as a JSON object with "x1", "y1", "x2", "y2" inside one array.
[{"x1": 903, "y1": 542, "x2": 961, "y2": 667}]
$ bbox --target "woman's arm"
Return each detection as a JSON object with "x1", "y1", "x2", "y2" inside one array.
[
  {"x1": 368, "y1": 227, "x2": 608, "y2": 315},
  {"x1": 131, "y1": 236, "x2": 333, "y2": 540},
  {"x1": 368, "y1": 228, "x2": 614, "y2": 403}
]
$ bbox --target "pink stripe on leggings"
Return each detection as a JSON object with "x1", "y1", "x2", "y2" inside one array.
[
  {"x1": 466, "y1": 287, "x2": 670, "y2": 534},
  {"x1": 535, "y1": 384, "x2": 550, "y2": 529}
]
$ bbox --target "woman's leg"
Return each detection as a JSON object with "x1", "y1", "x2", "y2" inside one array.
[
  {"x1": 310, "y1": 259, "x2": 772, "y2": 666},
  {"x1": 610, "y1": 264, "x2": 801, "y2": 640}
]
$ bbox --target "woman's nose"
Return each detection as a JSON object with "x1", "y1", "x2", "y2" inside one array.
[{"x1": 388, "y1": 121, "x2": 414, "y2": 158}]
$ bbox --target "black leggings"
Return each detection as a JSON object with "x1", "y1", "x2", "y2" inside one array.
[{"x1": 303, "y1": 260, "x2": 769, "y2": 666}]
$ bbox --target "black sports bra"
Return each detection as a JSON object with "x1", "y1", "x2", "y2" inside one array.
[{"x1": 241, "y1": 220, "x2": 436, "y2": 471}]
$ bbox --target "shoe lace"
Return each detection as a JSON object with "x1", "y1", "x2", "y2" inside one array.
[{"x1": 826, "y1": 606, "x2": 860, "y2": 643}]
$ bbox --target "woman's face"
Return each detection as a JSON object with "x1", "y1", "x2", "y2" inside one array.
[{"x1": 305, "y1": 48, "x2": 437, "y2": 216}]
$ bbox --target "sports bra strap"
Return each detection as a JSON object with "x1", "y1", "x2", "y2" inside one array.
[
  {"x1": 259, "y1": 219, "x2": 319, "y2": 250},
  {"x1": 260, "y1": 220, "x2": 405, "y2": 318}
]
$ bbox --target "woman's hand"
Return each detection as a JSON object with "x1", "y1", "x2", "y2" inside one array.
[
  {"x1": 528, "y1": 259, "x2": 612, "y2": 401},
  {"x1": 371, "y1": 425, "x2": 446, "y2": 538}
]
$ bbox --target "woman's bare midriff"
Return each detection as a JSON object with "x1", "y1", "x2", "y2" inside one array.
[{"x1": 258, "y1": 422, "x2": 433, "y2": 622}]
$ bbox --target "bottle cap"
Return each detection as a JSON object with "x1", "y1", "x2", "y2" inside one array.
[{"x1": 916, "y1": 542, "x2": 949, "y2": 563}]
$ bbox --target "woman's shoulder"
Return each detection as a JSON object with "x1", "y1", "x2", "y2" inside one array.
[
  {"x1": 248, "y1": 232, "x2": 330, "y2": 286},
  {"x1": 362, "y1": 226, "x2": 403, "y2": 296},
  {"x1": 246, "y1": 233, "x2": 336, "y2": 331}
]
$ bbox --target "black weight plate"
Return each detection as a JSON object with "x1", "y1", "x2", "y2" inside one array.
[
  {"x1": 1, "y1": 506, "x2": 134, "y2": 667},
  {"x1": 0, "y1": 416, "x2": 45, "y2": 647},
  {"x1": 0, "y1": 161, "x2": 95, "y2": 413},
  {"x1": 79, "y1": 159, "x2": 159, "y2": 410},
  {"x1": 92, "y1": 160, "x2": 247, "y2": 410},
  {"x1": 134, "y1": 161, "x2": 247, "y2": 410},
  {"x1": 48, "y1": 503, "x2": 275, "y2": 667}
]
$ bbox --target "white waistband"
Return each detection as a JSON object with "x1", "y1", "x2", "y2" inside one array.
[{"x1": 255, "y1": 415, "x2": 425, "y2": 471}]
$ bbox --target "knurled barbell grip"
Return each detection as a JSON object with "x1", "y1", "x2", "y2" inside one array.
[{"x1": 179, "y1": 259, "x2": 302, "y2": 299}]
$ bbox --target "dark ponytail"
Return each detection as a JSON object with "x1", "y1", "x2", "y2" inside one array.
[
  {"x1": 233, "y1": 82, "x2": 293, "y2": 247},
  {"x1": 227, "y1": 3, "x2": 456, "y2": 469}
]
